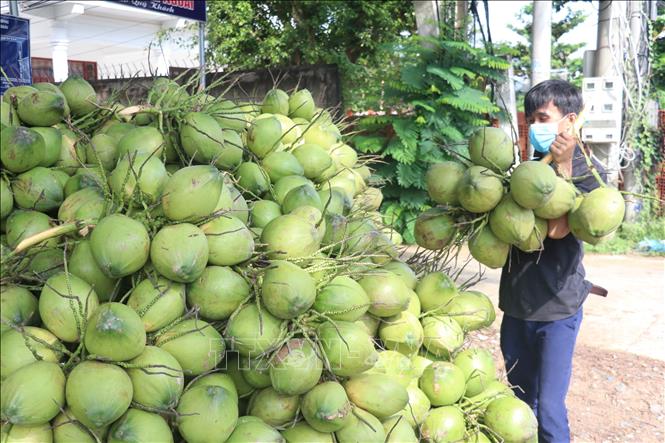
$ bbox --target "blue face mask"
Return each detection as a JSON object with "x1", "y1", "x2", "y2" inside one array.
[{"x1": 528, "y1": 115, "x2": 570, "y2": 153}]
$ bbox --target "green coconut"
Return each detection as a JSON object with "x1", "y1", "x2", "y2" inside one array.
[
  {"x1": 468, "y1": 127, "x2": 514, "y2": 172},
  {"x1": 359, "y1": 270, "x2": 410, "y2": 317},
  {"x1": 281, "y1": 422, "x2": 333, "y2": 443},
  {"x1": 176, "y1": 385, "x2": 238, "y2": 443},
  {"x1": 0, "y1": 126, "x2": 45, "y2": 173},
  {"x1": 187, "y1": 266, "x2": 249, "y2": 320},
  {"x1": 302, "y1": 381, "x2": 352, "y2": 432},
  {"x1": 38, "y1": 272, "x2": 100, "y2": 342},
  {"x1": 247, "y1": 387, "x2": 300, "y2": 427},
  {"x1": 155, "y1": 319, "x2": 225, "y2": 376},
  {"x1": 273, "y1": 175, "x2": 311, "y2": 204},
  {"x1": 58, "y1": 187, "x2": 106, "y2": 224},
  {"x1": 262, "y1": 151, "x2": 304, "y2": 182},
  {"x1": 222, "y1": 129, "x2": 245, "y2": 168},
  {"x1": 489, "y1": 195, "x2": 535, "y2": 245},
  {"x1": 180, "y1": 112, "x2": 242, "y2": 170},
  {"x1": 68, "y1": 241, "x2": 117, "y2": 302},
  {"x1": 90, "y1": 214, "x2": 150, "y2": 278},
  {"x1": 418, "y1": 361, "x2": 466, "y2": 406},
  {"x1": 288, "y1": 89, "x2": 316, "y2": 120},
  {"x1": 226, "y1": 416, "x2": 283, "y2": 443},
  {"x1": 261, "y1": 214, "x2": 321, "y2": 259},
  {"x1": 31, "y1": 126, "x2": 62, "y2": 167},
  {"x1": 52, "y1": 408, "x2": 108, "y2": 443},
  {"x1": 316, "y1": 188, "x2": 350, "y2": 216},
  {"x1": 261, "y1": 89, "x2": 289, "y2": 115},
  {"x1": 0, "y1": 286, "x2": 38, "y2": 334},
  {"x1": 383, "y1": 416, "x2": 418, "y2": 443},
  {"x1": 116, "y1": 126, "x2": 164, "y2": 158},
  {"x1": 189, "y1": 373, "x2": 238, "y2": 401},
  {"x1": 103, "y1": 122, "x2": 135, "y2": 144},
  {"x1": 457, "y1": 166, "x2": 504, "y2": 213},
  {"x1": 200, "y1": 215, "x2": 254, "y2": 266},
  {"x1": 282, "y1": 184, "x2": 322, "y2": 213},
  {"x1": 126, "y1": 346, "x2": 184, "y2": 410},
  {"x1": 335, "y1": 408, "x2": 385, "y2": 443},
  {"x1": 394, "y1": 384, "x2": 431, "y2": 428},
  {"x1": 483, "y1": 396, "x2": 538, "y2": 443},
  {"x1": 4, "y1": 210, "x2": 52, "y2": 249},
  {"x1": 239, "y1": 354, "x2": 272, "y2": 389},
  {"x1": 56, "y1": 128, "x2": 86, "y2": 175},
  {"x1": 420, "y1": 406, "x2": 466, "y2": 443},
  {"x1": 148, "y1": 77, "x2": 188, "y2": 107},
  {"x1": 161, "y1": 165, "x2": 223, "y2": 221},
  {"x1": 17, "y1": 91, "x2": 67, "y2": 126},
  {"x1": 533, "y1": 176, "x2": 577, "y2": 219},
  {"x1": 363, "y1": 350, "x2": 413, "y2": 388},
  {"x1": 107, "y1": 408, "x2": 173, "y2": 443},
  {"x1": 426, "y1": 161, "x2": 467, "y2": 206},
  {"x1": 344, "y1": 374, "x2": 408, "y2": 419},
  {"x1": 0, "y1": 422, "x2": 53, "y2": 443},
  {"x1": 59, "y1": 76, "x2": 97, "y2": 117},
  {"x1": 84, "y1": 302, "x2": 146, "y2": 361},
  {"x1": 226, "y1": 182, "x2": 250, "y2": 223},
  {"x1": 421, "y1": 315, "x2": 464, "y2": 358},
  {"x1": 351, "y1": 188, "x2": 381, "y2": 213},
  {"x1": 1, "y1": 178, "x2": 13, "y2": 219},
  {"x1": 414, "y1": 208, "x2": 457, "y2": 250},
  {"x1": 313, "y1": 276, "x2": 370, "y2": 321},
  {"x1": 226, "y1": 304, "x2": 284, "y2": 356},
  {"x1": 292, "y1": 143, "x2": 333, "y2": 180},
  {"x1": 453, "y1": 348, "x2": 497, "y2": 397},
  {"x1": 3, "y1": 86, "x2": 37, "y2": 103},
  {"x1": 65, "y1": 360, "x2": 132, "y2": 429},
  {"x1": 109, "y1": 153, "x2": 168, "y2": 205},
  {"x1": 1, "y1": 361, "x2": 65, "y2": 426},
  {"x1": 223, "y1": 353, "x2": 255, "y2": 399},
  {"x1": 261, "y1": 260, "x2": 316, "y2": 319},
  {"x1": 415, "y1": 272, "x2": 458, "y2": 313},
  {"x1": 269, "y1": 339, "x2": 323, "y2": 395},
  {"x1": 19, "y1": 246, "x2": 64, "y2": 280},
  {"x1": 0, "y1": 327, "x2": 62, "y2": 380},
  {"x1": 568, "y1": 187, "x2": 625, "y2": 242},
  {"x1": 150, "y1": 223, "x2": 208, "y2": 283},
  {"x1": 468, "y1": 226, "x2": 510, "y2": 269},
  {"x1": 381, "y1": 261, "x2": 417, "y2": 290},
  {"x1": 237, "y1": 162, "x2": 271, "y2": 196},
  {"x1": 247, "y1": 116, "x2": 283, "y2": 158},
  {"x1": 465, "y1": 380, "x2": 514, "y2": 411},
  {"x1": 516, "y1": 216, "x2": 548, "y2": 252},
  {"x1": 63, "y1": 167, "x2": 104, "y2": 197},
  {"x1": 443, "y1": 290, "x2": 495, "y2": 331},
  {"x1": 250, "y1": 200, "x2": 282, "y2": 228},
  {"x1": 317, "y1": 320, "x2": 378, "y2": 377},
  {"x1": 379, "y1": 311, "x2": 424, "y2": 356},
  {"x1": 207, "y1": 99, "x2": 249, "y2": 131},
  {"x1": 11, "y1": 167, "x2": 64, "y2": 211},
  {"x1": 510, "y1": 160, "x2": 557, "y2": 209}
]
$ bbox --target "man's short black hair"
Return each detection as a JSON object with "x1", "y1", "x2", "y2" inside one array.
[{"x1": 524, "y1": 79, "x2": 583, "y2": 118}]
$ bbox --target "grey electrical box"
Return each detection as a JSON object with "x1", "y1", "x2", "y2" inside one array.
[{"x1": 581, "y1": 77, "x2": 623, "y2": 143}]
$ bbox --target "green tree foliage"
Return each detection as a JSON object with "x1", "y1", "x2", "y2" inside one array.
[
  {"x1": 494, "y1": 1, "x2": 589, "y2": 86},
  {"x1": 653, "y1": 15, "x2": 665, "y2": 107},
  {"x1": 353, "y1": 37, "x2": 509, "y2": 243},
  {"x1": 200, "y1": 1, "x2": 415, "y2": 110}
]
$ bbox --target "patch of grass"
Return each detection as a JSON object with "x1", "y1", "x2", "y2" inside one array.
[{"x1": 585, "y1": 217, "x2": 665, "y2": 256}]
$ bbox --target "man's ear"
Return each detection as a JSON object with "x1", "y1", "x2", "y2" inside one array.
[{"x1": 563, "y1": 113, "x2": 577, "y2": 134}]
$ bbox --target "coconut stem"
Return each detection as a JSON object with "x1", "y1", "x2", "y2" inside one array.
[{"x1": 10, "y1": 222, "x2": 84, "y2": 255}]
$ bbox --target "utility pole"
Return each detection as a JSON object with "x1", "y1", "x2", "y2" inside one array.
[
  {"x1": 413, "y1": 1, "x2": 440, "y2": 38},
  {"x1": 530, "y1": 1, "x2": 551, "y2": 86},
  {"x1": 454, "y1": 1, "x2": 468, "y2": 39},
  {"x1": 9, "y1": 0, "x2": 19, "y2": 16}
]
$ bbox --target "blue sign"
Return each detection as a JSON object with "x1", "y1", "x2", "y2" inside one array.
[
  {"x1": 109, "y1": 0, "x2": 206, "y2": 22},
  {"x1": 0, "y1": 15, "x2": 31, "y2": 95}
]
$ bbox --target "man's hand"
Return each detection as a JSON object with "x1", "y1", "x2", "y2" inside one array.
[{"x1": 550, "y1": 132, "x2": 576, "y2": 176}]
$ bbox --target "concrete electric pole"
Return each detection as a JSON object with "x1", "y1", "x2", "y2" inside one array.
[
  {"x1": 413, "y1": 1, "x2": 440, "y2": 38},
  {"x1": 530, "y1": 1, "x2": 552, "y2": 86}
]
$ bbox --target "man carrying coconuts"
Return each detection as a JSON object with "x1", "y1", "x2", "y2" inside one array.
[{"x1": 499, "y1": 79, "x2": 607, "y2": 443}]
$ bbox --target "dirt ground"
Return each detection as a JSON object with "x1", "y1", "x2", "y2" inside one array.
[{"x1": 458, "y1": 252, "x2": 665, "y2": 442}]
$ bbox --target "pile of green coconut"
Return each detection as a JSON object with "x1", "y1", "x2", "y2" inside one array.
[
  {"x1": 1, "y1": 75, "x2": 538, "y2": 443},
  {"x1": 417, "y1": 127, "x2": 625, "y2": 267}
]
